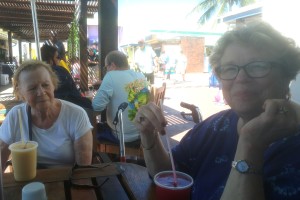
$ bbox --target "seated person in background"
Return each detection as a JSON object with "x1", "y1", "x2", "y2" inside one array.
[
  {"x1": 92, "y1": 50, "x2": 146, "y2": 144},
  {"x1": 0, "y1": 60, "x2": 93, "y2": 169},
  {"x1": 45, "y1": 30, "x2": 69, "y2": 72},
  {"x1": 133, "y1": 21, "x2": 300, "y2": 200},
  {"x1": 87, "y1": 48, "x2": 99, "y2": 67},
  {"x1": 41, "y1": 44, "x2": 92, "y2": 109}
]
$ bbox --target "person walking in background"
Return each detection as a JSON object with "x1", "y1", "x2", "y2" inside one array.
[
  {"x1": 41, "y1": 44, "x2": 92, "y2": 109},
  {"x1": 175, "y1": 50, "x2": 187, "y2": 82},
  {"x1": 135, "y1": 39, "x2": 157, "y2": 84},
  {"x1": 159, "y1": 49, "x2": 170, "y2": 80},
  {"x1": 92, "y1": 50, "x2": 146, "y2": 144}
]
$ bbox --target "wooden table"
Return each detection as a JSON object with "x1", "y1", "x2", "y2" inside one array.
[{"x1": 3, "y1": 162, "x2": 156, "y2": 200}]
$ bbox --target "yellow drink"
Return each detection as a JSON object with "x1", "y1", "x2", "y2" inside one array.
[{"x1": 8, "y1": 141, "x2": 38, "y2": 181}]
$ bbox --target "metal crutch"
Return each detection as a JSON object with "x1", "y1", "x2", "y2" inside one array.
[{"x1": 113, "y1": 102, "x2": 128, "y2": 162}]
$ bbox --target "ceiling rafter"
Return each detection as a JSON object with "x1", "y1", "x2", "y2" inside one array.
[{"x1": 0, "y1": 0, "x2": 98, "y2": 42}]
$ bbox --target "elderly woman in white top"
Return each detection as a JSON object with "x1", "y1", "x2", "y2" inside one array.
[{"x1": 0, "y1": 60, "x2": 93, "y2": 169}]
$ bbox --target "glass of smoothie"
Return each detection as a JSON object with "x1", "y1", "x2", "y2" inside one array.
[
  {"x1": 8, "y1": 141, "x2": 38, "y2": 181},
  {"x1": 154, "y1": 171, "x2": 193, "y2": 200}
]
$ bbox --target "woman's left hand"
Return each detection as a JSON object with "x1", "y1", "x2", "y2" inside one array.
[{"x1": 239, "y1": 99, "x2": 299, "y2": 150}]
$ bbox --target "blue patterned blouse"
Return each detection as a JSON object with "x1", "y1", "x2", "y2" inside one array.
[{"x1": 172, "y1": 109, "x2": 300, "y2": 200}]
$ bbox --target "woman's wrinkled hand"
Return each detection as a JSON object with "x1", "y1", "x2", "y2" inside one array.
[
  {"x1": 133, "y1": 102, "x2": 167, "y2": 136},
  {"x1": 239, "y1": 99, "x2": 299, "y2": 149}
]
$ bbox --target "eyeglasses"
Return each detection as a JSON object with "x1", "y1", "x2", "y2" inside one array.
[{"x1": 215, "y1": 61, "x2": 280, "y2": 80}]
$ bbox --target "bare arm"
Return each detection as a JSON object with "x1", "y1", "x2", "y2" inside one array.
[
  {"x1": 0, "y1": 140, "x2": 10, "y2": 172},
  {"x1": 221, "y1": 99, "x2": 299, "y2": 200},
  {"x1": 134, "y1": 102, "x2": 171, "y2": 176},
  {"x1": 74, "y1": 131, "x2": 93, "y2": 165},
  {"x1": 221, "y1": 139, "x2": 265, "y2": 200}
]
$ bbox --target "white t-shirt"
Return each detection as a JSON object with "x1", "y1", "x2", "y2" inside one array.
[
  {"x1": 0, "y1": 100, "x2": 92, "y2": 167},
  {"x1": 92, "y1": 69, "x2": 145, "y2": 142},
  {"x1": 135, "y1": 45, "x2": 157, "y2": 74}
]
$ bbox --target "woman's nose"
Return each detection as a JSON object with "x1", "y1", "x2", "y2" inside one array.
[
  {"x1": 235, "y1": 68, "x2": 250, "y2": 81},
  {"x1": 36, "y1": 86, "x2": 45, "y2": 96}
]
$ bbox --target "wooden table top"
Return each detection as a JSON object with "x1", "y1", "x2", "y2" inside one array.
[{"x1": 3, "y1": 162, "x2": 155, "y2": 200}]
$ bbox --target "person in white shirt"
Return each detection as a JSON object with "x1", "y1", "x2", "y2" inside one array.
[{"x1": 135, "y1": 39, "x2": 157, "y2": 84}]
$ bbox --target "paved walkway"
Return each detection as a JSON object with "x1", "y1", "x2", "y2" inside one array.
[{"x1": 154, "y1": 73, "x2": 229, "y2": 148}]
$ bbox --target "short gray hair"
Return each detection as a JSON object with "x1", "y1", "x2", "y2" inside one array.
[{"x1": 209, "y1": 20, "x2": 300, "y2": 81}]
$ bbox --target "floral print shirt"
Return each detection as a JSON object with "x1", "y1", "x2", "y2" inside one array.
[{"x1": 172, "y1": 109, "x2": 300, "y2": 200}]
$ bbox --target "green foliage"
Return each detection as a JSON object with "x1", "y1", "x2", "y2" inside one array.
[
  {"x1": 67, "y1": 19, "x2": 79, "y2": 64},
  {"x1": 191, "y1": 0, "x2": 257, "y2": 25}
]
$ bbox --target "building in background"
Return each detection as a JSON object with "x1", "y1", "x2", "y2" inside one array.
[{"x1": 120, "y1": 30, "x2": 222, "y2": 73}]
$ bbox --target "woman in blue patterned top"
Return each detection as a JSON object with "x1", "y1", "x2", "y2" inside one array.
[{"x1": 134, "y1": 21, "x2": 300, "y2": 200}]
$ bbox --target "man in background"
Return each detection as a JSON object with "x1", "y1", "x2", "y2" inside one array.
[
  {"x1": 176, "y1": 50, "x2": 187, "y2": 81},
  {"x1": 92, "y1": 50, "x2": 146, "y2": 143},
  {"x1": 134, "y1": 39, "x2": 157, "y2": 84}
]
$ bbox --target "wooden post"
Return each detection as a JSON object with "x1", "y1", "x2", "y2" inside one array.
[
  {"x1": 79, "y1": 0, "x2": 88, "y2": 92},
  {"x1": 99, "y1": 0, "x2": 118, "y2": 80},
  {"x1": 8, "y1": 31, "x2": 12, "y2": 63},
  {"x1": 18, "y1": 39, "x2": 22, "y2": 65}
]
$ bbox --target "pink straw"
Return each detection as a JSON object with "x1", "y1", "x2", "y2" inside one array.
[{"x1": 159, "y1": 99, "x2": 178, "y2": 187}]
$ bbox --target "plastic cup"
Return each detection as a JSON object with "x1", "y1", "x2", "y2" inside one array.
[
  {"x1": 154, "y1": 171, "x2": 193, "y2": 200},
  {"x1": 8, "y1": 141, "x2": 38, "y2": 181},
  {"x1": 22, "y1": 182, "x2": 47, "y2": 200}
]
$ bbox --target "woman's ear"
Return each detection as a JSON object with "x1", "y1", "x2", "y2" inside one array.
[{"x1": 15, "y1": 86, "x2": 24, "y2": 101}]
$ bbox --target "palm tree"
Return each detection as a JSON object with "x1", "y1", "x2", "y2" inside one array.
[{"x1": 191, "y1": 0, "x2": 257, "y2": 25}]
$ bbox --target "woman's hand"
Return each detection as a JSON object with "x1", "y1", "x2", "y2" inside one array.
[
  {"x1": 133, "y1": 102, "x2": 171, "y2": 176},
  {"x1": 239, "y1": 99, "x2": 299, "y2": 150},
  {"x1": 133, "y1": 102, "x2": 167, "y2": 136}
]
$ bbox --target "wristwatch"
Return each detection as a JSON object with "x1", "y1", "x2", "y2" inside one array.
[{"x1": 232, "y1": 160, "x2": 262, "y2": 174}]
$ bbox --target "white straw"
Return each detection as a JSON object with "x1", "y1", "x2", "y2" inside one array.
[
  {"x1": 159, "y1": 99, "x2": 178, "y2": 186},
  {"x1": 18, "y1": 109, "x2": 25, "y2": 144}
]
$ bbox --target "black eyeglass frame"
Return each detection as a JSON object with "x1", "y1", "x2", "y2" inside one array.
[{"x1": 215, "y1": 61, "x2": 281, "y2": 80}]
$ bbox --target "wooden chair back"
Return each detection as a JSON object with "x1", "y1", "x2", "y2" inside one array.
[{"x1": 150, "y1": 82, "x2": 166, "y2": 107}]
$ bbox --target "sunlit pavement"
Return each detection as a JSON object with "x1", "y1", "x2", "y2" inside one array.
[{"x1": 154, "y1": 73, "x2": 230, "y2": 148}]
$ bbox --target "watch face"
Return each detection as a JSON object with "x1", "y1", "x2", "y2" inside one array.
[{"x1": 237, "y1": 161, "x2": 249, "y2": 173}]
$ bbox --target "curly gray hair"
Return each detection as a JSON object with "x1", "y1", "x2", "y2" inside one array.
[{"x1": 209, "y1": 21, "x2": 300, "y2": 81}]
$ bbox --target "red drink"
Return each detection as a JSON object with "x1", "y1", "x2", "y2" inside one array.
[{"x1": 154, "y1": 171, "x2": 193, "y2": 200}]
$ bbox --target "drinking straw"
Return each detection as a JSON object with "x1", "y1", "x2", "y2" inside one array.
[
  {"x1": 159, "y1": 99, "x2": 178, "y2": 187},
  {"x1": 18, "y1": 109, "x2": 25, "y2": 144}
]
